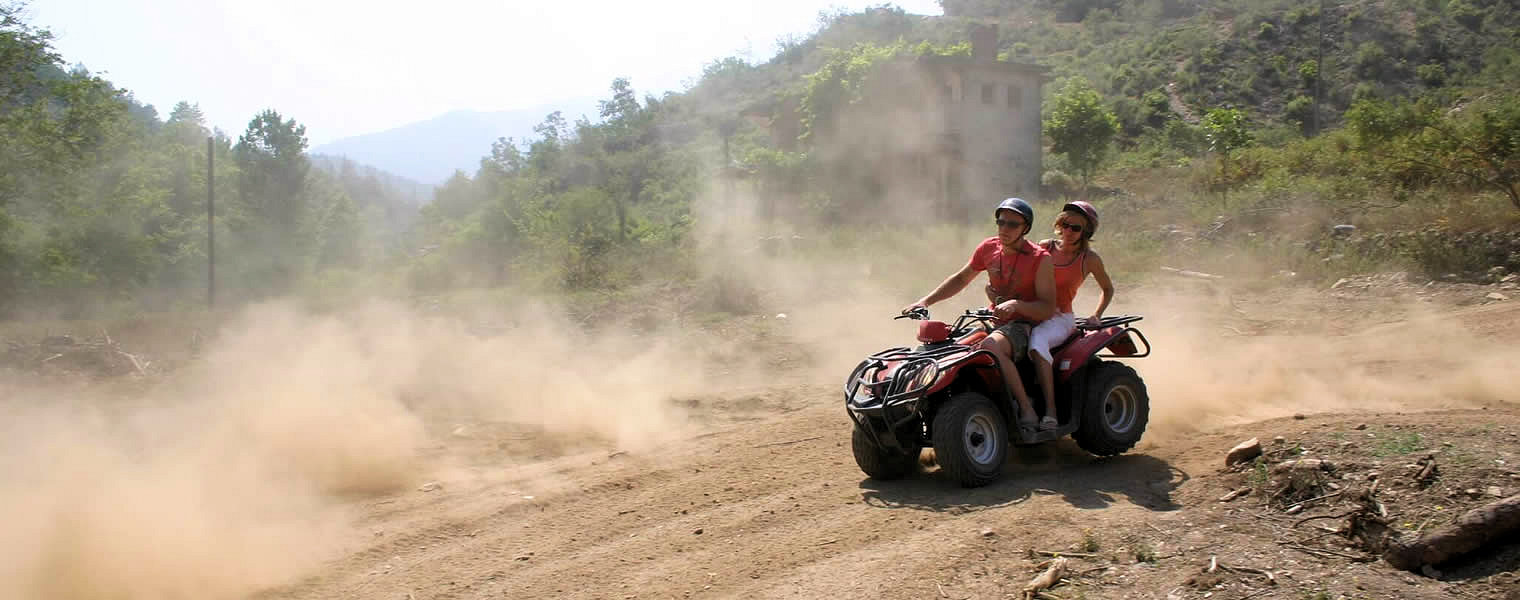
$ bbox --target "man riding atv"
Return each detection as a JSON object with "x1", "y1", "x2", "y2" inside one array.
[{"x1": 902, "y1": 197, "x2": 1056, "y2": 438}]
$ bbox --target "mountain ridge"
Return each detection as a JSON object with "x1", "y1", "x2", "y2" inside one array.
[{"x1": 312, "y1": 98, "x2": 600, "y2": 184}]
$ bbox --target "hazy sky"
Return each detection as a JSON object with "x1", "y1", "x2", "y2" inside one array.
[{"x1": 29, "y1": 0, "x2": 942, "y2": 145}]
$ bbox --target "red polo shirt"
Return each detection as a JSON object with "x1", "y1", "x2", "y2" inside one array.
[{"x1": 968, "y1": 237, "x2": 1048, "y2": 315}]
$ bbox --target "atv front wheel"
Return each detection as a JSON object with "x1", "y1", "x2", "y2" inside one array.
[
  {"x1": 851, "y1": 426, "x2": 920, "y2": 480},
  {"x1": 1073, "y1": 360, "x2": 1150, "y2": 456},
  {"x1": 931, "y1": 392, "x2": 1007, "y2": 487}
]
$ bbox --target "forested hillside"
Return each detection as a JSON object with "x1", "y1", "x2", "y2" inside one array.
[
  {"x1": 415, "y1": 0, "x2": 1520, "y2": 294},
  {"x1": 3, "y1": 0, "x2": 1517, "y2": 318},
  {"x1": 0, "y1": 4, "x2": 428, "y2": 317}
]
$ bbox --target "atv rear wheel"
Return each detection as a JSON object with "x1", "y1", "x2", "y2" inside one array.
[
  {"x1": 851, "y1": 426, "x2": 920, "y2": 480},
  {"x1": 1073, "y1": 360, "x2": 1150, "y2": 456},
  {"x1": 931, "y1": 392, "x2": 1007, "y2": 487}
]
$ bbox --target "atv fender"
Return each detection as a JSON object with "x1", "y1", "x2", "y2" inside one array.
[{"x1": 1052, "y1": 326, "x2": 1151, "y2": 383}]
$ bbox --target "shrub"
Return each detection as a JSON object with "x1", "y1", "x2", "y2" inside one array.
[{"x1": 1416, "y1": 63, "x2": 1447, "y2": 86}]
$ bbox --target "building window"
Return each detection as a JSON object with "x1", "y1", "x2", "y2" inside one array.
[
  {"x1": 1007, "y1": 85, "x2": 1022, "y2": 109},
  {"x1": 981, "y1": 83, "x2": 994, "y2": 104}
]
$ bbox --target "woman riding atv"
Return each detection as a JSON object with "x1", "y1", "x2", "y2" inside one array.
[{"x1": 995, "y1": 201, "x2": 1115, "y2": 434}]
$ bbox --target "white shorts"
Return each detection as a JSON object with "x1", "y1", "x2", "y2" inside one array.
[{"x1": 1029, "y1": 312, "x2": 1076, "y2": 364}]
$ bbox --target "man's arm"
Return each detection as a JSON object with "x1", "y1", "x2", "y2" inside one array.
[
  {"x1": 1009, "y1": 258, "x2": 1056, "y2": 321},
  {"x1": 911, "y1": 262, "x2": 978, "y2": 310}
]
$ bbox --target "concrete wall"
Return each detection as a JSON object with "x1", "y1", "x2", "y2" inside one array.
[{"x1": 934, "y1": 65, "x2": 1044, "y2": 221}]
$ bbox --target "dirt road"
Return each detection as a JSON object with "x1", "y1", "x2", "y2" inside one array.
[{"x1": 262, "y1": 298, "x2": 1520, "y2": 600}]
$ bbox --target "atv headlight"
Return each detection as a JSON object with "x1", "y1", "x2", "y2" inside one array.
[
  {"x1": 902, "y1": 361, "x2": 939, "y2": 395},
  {"x1": 844, "y1": 360, "x2": 870, "y2": 396}
]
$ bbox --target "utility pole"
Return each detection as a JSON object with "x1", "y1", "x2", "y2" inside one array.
[
  {"x1": 1312, "y1": 0, "x2": 1326, "y2": 136},
  {"x1": 207, "y1": 136, "x2": 215, "y2": 309}
]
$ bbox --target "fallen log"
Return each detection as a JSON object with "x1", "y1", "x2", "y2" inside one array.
[
  {"x1": 1022, "y1": 557, "x2": 1068, "y2": 600},
  {"x1": 1413, "y1": 454, "x2": 1438, "y2": 487},
  {"x1": 1161, "y1": 266, "x2": 1224, "y2": 280},
  {"x1": 1383, "y1": 493, "x2": 1520, "y2": 572},
  {"x1": 1218, "y1": 487, "x2": 1250, "y2": 502}
]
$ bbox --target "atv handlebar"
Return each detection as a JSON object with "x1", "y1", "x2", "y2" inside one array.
[
  {"x1": 896, "y1": 307, "x2": 999, "y2": 333},
  {"x1": 894, "y1": 306, "x2": 930, "y2": 321},
  {"x1": 899, "y1": 309, "x2": 1143, "y2": 331}
]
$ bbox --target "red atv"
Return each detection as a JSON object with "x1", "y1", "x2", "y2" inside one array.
[{"x1": 845, "y1": 307, "x2": 1152, "y2": 487}]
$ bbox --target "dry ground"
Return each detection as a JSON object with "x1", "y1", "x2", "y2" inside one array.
[
  {"x1": 2, "y1": 277, "x2": 1517, "y2": 600},
  {"x1": 258, "y1": 284, "x2": 1519, "y2": 600}
]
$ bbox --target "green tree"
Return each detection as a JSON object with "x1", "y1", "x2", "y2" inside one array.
[
  {"x1": 1348, "y1": 97, "x2": 1520, "y2": 211},
  {"x1": 1043, "y1": 78, "x2": 1120, "y2": 191},
  {"x1": 233, "y1": 109, "x2": 311, "y2": 290},
  {"x1": 1202, "y1": 107, "x2": 1252, "y2": 157},
  {"x1": 595, "y1": 77, "x2": 653, "y2": 241}
]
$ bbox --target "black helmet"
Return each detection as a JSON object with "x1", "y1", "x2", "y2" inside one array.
[{"x1": 994, "y1": 197, "x2": 1034, "y2": 235}]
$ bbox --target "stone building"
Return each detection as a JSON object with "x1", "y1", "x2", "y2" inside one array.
[{"x1": 757, "y1": 24, "x2": 1048, "y2": 222}]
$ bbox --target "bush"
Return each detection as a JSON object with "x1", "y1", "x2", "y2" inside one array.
[
  {"x1": 1297, "y1": 60, "x2": 1318, "y2": 90},
  {"x1": 1284, "y1": 96, "x2": 1315, "y2": 134},
  {"x1": 1163, "y1": 120, "x2": 1208, "y2": 156},
  {"x1": 1416, "y1": 63, "x2": 1447, "y2": 86},
  {"x1": 1354, "y1": 42, "x2": 1388, "y2": 79}
]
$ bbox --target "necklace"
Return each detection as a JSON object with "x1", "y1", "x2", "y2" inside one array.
[{"x1": 1050, "y1": 240, "x2": 1083, "y2": 268}]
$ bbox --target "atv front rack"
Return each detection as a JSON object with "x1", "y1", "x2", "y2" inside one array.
[
  {"x1": 846, "y1": 343, "x2": 984, "y2": 452},
  {"x1": 847, "y1": 343, "x2": 974, "y2": 408}
]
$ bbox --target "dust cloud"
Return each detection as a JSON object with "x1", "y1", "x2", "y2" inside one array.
[
  {"x1": 693, "y1": 184, "x2": 1520, "y2": 440},
  {"x1": 0, "y1": 298, "x2": 731, "y2": 599},
  {"x1": 1136, "y1": 286, "x2": 1520, "y2": 439},
  {"x1": 3, "y1": 187, "x2": 1514, "y2": 599}
]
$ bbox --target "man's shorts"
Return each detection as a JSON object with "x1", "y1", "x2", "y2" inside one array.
[{"x1": 991, "y1": 321, "x2": 1033, "y2": 361}]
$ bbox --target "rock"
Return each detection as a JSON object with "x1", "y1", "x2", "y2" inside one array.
[
  {"x1": 451, "y1": 425, "x2": 470, "y2": 438},
  {"x1": 1332, "y1": 224, "x2": 1357, "y2": 236},
  {"x1": 1332, "y1": 278, "x2": 1351, "y2": 289},
  {"x1": 1487, "y1": 292, "x2": 1510, "y2": 302},
  {"x1": 1504, "y1": 273, "x2": 1520, "y2": 284},
  {"x1": 1490, "y1": 486, "x2": 1505, "y2": 498},
  {"x1": 1293, "y1": 413, "x2": 1307, "y2": 420},
  {"x1": 418, "y1": 481, "x2": 443, "y2": 492},
  {"x1": 1273, "y1": 436, "x2": 1286, "y2": 445},
  {"x1": 775, "y1": 313, "x2": 788, "y2": 319},
  {"x1": 1466, "y1": 488, "x2": 1482, "y2": 498},
  {"x1": 1225, "y1": 438, "x2": 1263, "y2": 467},
  {"x1": 1355, "y1": 423, "x2": 1368, "y2": 430},
  {"x1": 1490, "y1": 266, "x2": 1509, "y2": 280},
  {"x1": 693, "y1": 528, "x2": 704, "y2": 535},
  {"x1": 981, "y1": 527, "x2": 996, "y2": 537}
]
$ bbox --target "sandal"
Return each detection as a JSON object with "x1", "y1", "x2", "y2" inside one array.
[
  {"x1": 1017, "y1": 417, "x2": 1039, "y2": 437},
  {"x1": 1039, "y1": 416, "x2": 1059, "y2": 431}
]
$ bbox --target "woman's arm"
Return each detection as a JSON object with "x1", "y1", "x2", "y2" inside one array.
[{"x1": 1086, "y1": 250, "x2": 1115, "y2": 320}]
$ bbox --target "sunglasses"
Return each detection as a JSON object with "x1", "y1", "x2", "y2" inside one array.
[
  {"x1": 1059, "y1": 222, "x2": 1085, "y2": 233},
  {"x1": 995, "y1": 218, "x2": 1025, "y2": 230}
]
